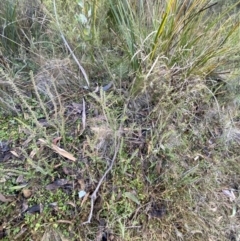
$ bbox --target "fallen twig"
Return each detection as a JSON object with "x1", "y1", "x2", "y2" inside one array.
[
  {"x1": 81, "y1": 98, "x2": 86, "y2": 132},
  {"x1": 82, "y1": 139, "x2": 121, "y2": 224}
]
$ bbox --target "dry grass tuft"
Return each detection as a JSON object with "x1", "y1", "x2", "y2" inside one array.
[{"x1": 35, "y1": 58, "x2": 81, "y2": 95}]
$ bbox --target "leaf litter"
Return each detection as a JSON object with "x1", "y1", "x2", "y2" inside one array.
[
  {"x1": 38, "y1": 138, "x2": 76, "y2": 161},
  {"x1": 0, "y1": 193, "x2": 12, "y2": 203},
  {"x1": 46, "y1": 179, "x2": 69, "y2": 191}
]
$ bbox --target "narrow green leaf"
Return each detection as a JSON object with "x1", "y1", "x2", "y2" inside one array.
[
  {"x1": 124, "y1": 192, "x2": 140, "y2": 205},
  {"x1": 150, "y1": 12, "x2": 168, "y2": 60}
]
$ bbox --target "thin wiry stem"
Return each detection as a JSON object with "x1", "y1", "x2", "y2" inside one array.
[
  {"x1": 52, "y1": 0, "x2": 89, "y2": 87},
  {"x1": 82, "y1": 138, "x2": 121, "y2": 224}
]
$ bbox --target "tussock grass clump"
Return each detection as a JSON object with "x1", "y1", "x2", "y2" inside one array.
[
  {"x1": 0, "y1": 0, "x2": 48, "y2": 56},
  {"x1": 34, "y1": 58, "x2": 80, "y2": 94}
]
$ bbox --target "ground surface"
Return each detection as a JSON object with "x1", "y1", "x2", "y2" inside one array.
[{"x1": 0, "y1": 0, "x2": 240, "y2": 240}]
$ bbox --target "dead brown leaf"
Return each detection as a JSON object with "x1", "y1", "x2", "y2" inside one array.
[
  {"x1": 52, "y1": 137, "x2": 62, "y2": 145},
  {"x1": 67, "y1": 201, "x2": 76, "y2": 207},
  {"x1": 78, "y1": 179, "x2": 85, "y2": 190},
  {"x1": 81, "y1": 192, "x2": 90, "y2": 207},
  {"x1": 38, "y1": 139, "x2": 76, "y2": 162},
  {"x1": 156, "y1": 160, "x2": 162, "y2": 174},
  {"x1": 10, "y1": 150, "x2": 19, "y2": 158},
  {"x1": 29, "y1": 148, "x2": 38, "y2": 158},
  {"x1": 16, "y1": 175, "x2": 25, "y2": 183},
  {"x1": 46, "y1": 179, "x2": 68, "y2": 190},
  {"x1": 0, "y1": 193, "x2": 12, "y2": 202},
  {"x1": 56, "y1": 220, "x2": 73, "y2": 225}
]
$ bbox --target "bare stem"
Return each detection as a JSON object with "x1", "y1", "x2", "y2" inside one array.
[
  {"x1": 82, "y1": 138, "x2": 121, "y2": 224},
  {"x1": 52, "y1": 0, "x2": 90, "y2": 87}
]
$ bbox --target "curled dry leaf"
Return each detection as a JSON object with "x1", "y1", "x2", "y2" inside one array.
[
  {"x1": 156, "y1": 160, "x2": 162, "y2": 174},
  {"x1": 10, "y1": 150, "x2": 19, "y2": 158},
  {"x1": 16, "y1": 175, "x2": 25, "y2": 183},
  {"x1": 56, "y1": 220, "x2": 73, "y2": 225},
  {"x1": 52, "y1": 137, "x2": 62, "y2": 145},
  {"x1": 81, "y1": 192, "x2": 90, "y2": 207},
  {"x1": 78, "y1": 179, "x2": 85, "y2": 190},
  {"x1": 38, "y1": 139, "x2": 76, "y2": 162},
  {"x1": 62, "y1": 166, "x2": 73, "y2": 175},
  {"x1": 29, "y1": 148, "x2": 38, "y2": 159},
  {"x1": 67, "y1": 201, "x2": 76, "y2": 208},
  {"x1": 0, "y1": 193, "x2": 12, "y2": 202},
  {"x1": 46, "y1": 179, "x2": 68, "y2": 191},
  {"x1": 21, "y1": 200, "x2": 29, "y2": 213}
]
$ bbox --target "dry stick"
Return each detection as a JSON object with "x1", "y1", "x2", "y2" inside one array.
[
  {"x1": 52, "y1": 0, "x2": 89, "y2": 87},
  {"x1": 82, "y1": 98, "x2": 86, "y2": 131},
  {"x1": 82, "y1": 139, "x2": 121, "y2": 224}
]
